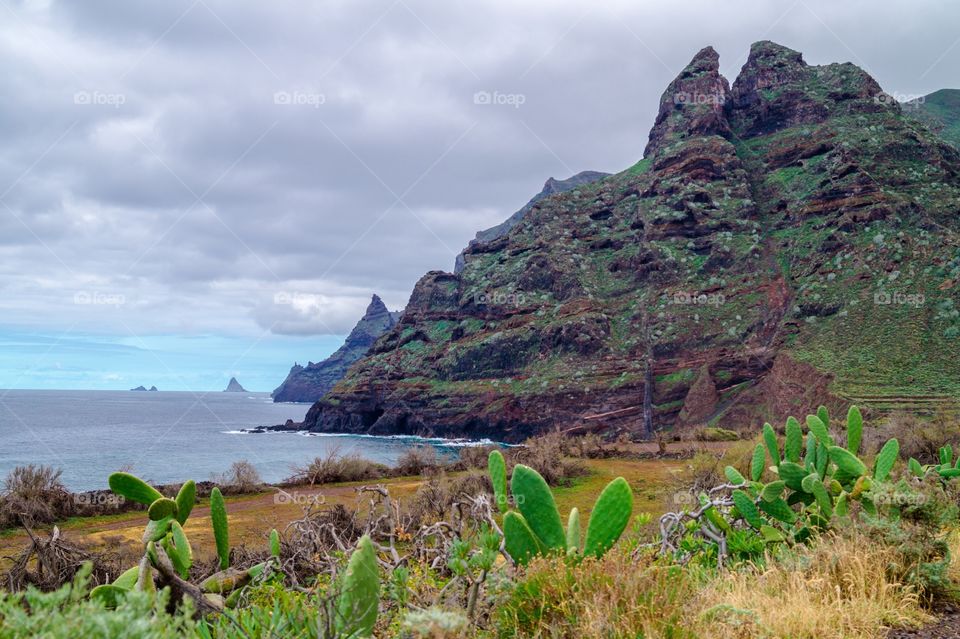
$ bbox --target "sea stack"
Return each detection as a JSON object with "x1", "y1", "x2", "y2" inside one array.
[{"x1": 224, "y1": 377, "x2": 247, "y2": 392}]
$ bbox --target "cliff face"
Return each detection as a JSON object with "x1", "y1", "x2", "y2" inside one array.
[
  {"x1": 272, "y1": 295, "x2": 400, "y2": 402},
  {"x1": 300, "y1": 41, "x2": 960, "y2": 441},
  {"x1": 454, "y1": 171, "x2": 610, "y2": 274}
]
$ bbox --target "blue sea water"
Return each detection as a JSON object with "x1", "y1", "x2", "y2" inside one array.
[{"x1": 0, "y1": 390, "x2": 482, "y2": 491}]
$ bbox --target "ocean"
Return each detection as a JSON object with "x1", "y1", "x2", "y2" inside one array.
[{"x1": 0, "y1": 390, "x2": 481, "y2": 491}]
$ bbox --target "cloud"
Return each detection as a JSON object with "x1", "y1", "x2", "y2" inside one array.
[{"x1": 0, "y1": 0, "x2": 957, "y2": 348}]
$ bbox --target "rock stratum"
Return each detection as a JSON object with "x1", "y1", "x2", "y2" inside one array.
[
  {"x1": 272, "y1": 295, "x2": 400, "y2": 402},
  {"x1": 297, "y1": 41, "x2": 960, "y2": 442}
]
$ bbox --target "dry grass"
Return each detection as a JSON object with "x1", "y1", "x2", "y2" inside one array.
[
  {"x1": 695, "y1": 533, "x2": 934, "y2": 639},
  {"x1": 497, "y1": 547, "x2": 702, "y2": 639}
]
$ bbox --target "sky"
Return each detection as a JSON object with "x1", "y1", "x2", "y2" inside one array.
[{"x1": 0, "y1": 0, "x2": 957, "y2": 391}]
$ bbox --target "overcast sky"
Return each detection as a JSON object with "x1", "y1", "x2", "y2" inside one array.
[{"x1": 0, "y1": 0, "x2": 957, "y2": 391}]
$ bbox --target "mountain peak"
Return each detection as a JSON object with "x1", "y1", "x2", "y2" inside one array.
[
  {"x1": 366, "y1": 294, "x2": 388, "y2": 316},
  {"x1": 644, "y1": 45, "x2": 731, "y2": 157}
]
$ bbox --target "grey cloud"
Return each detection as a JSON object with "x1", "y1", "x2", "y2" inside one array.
[{"x1": 0, "y1": 0, "x2": 957, "y2": 340}]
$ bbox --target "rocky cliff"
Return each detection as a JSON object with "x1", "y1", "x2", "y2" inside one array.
[
  {"x1": 298, "y1": 41, "x2": 960, "y2": 441},
  {"x1": 454, "y1": 171, "x2": 610, "y2": 274},
  {"x1": 272, "y1": 294, "x2": 400, "y2": 402}
]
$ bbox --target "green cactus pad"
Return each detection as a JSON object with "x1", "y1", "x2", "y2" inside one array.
[
  {"x1": 210, "y1": 487, "x2": 230, "y2": 570},
  {"x1": 166, "y1": 520, "x2": 193, "y2": 579},
  {"x1": 336, "y1": 535, "x2": 380, "y2": 638},
  {"x1": 583, "y1": 477, "x2": 633, "y2": 559},
  {"x1": 908, "y1": 457, "x2": 924, "y2": 477},
  {"x1": 511, "y1": 464, "x2": 565, "y2": 551},
  {"x1": 143, "y1": 516, "x2": 173, "y2": 543},
  {"x1": 941, "y1": 445, "x2": 953, "y2": 467},
  {"x1": 784, "y1": 417, "x2": 803, "y2": 463},
  {"x1": 939, "y1": 467, "x2": 960, "y2": 478},
  {"x1": 174, "y1": 480, "x2": 196, "y2": 525},
  {"x1": 817, "y1": 405, "x2": 830, "y2": 430},
  {"x1": 724, "y1": 466, "x2": 746, "y2": 485},
  {"x1": 751, "y1": 443, "x2": 766, "y2": 482},
  {"x1": 200, "y1": 567, "x2": 253, "y2": 594},
  {"x1": 270, "y1": 529, "x2": 281, "y2": 558},
  {"x1": 112, "y1": 565, "x2": 139, "y2": 590},
  {"x1": 566, "y1": 508, "x2": 581, "y2": 553},
  {"x1": 108, "y1": 472, "x2": 163, "y2": 506},
  {"x1": 762, "y1": 423, "x2": 779, "y2": 466},
  {"x1": 147, "y1": 497, "x2": 178, "y2": 521},
  {"x1": 815, "y1": 442, "x2": 829, "y2": 479},
  {"x1": 827, "y1": 446, "x2": 867, "y2": 478},
  {"x1": 806, "y1": 415, "x2": 832, "y2": 447},
  {"x1": 503, "y1": 511, "x2": 541, "y2": 565},
  {"x1": 760, "y1": 525, "x2": 785, "y2": 543},
  {"x1": 90, "y1": 584, "x2": 128, "y2": 608},
  {"x1": 804, "y1": 431, "x2": 817, "y2": 472},
  {"x1": 777, "y1": 461, "x2": 808, "y2": 492},
  {"x1": 488, "y1": 450, "x2": 509, "y2": 514},
  {"x1": 874, "y1": 439, "x2": 900, "y2": 481},
  {"x1": 760, "y1": 480, "x2": 786, "y2": 502},
  {"x1": 846, "y1": 406, "x2": 863, "y2": 454},
  {"x1": 731, "y1": 490, "x2": 763, "y2": 530},
  {"x1": 759, "y1": 497, "x2": 797, "y2": 524}
]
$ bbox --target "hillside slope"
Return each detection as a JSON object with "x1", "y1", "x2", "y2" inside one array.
[
  {"x1": 299, "y1": 42, "x2": 960, "y2": 441},
  {"x1": 907, "y1": 89, "x2": 960, "y2": 148}
]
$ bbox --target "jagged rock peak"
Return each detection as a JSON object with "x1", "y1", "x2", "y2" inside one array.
[
  {"x1": 644, "y1": 46, "x2": 731, "y2": 157},
  {"x1": 744, "y1": 40, "x2": 806, "y2": 70},
  {"x1": 730, "y1": 40, "x2": 886, "y2": 136},
  {"x1": 365, "y1": 294, "x2": 388, "y2": 316}
]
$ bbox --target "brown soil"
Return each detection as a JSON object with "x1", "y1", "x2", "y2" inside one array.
[{"x1": 888, "y1": 604, "x2": 960, "y2": 638}]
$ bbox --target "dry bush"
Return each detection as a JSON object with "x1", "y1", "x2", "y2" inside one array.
[
  {"x1": 511, "y1": 431, "x2": 587, "y2": 486},
  {"x1": 212, "y1": 460, "x2": 264, "y2": 494},
  {"x1": 882, "y1": 411, "x2": 960, "y2": 464},
  {"x1": 396, "y1": 446, "x2": 442, "y2": 476},
  {"x1": 455, "y1": 445, "x2": 499, "y2": 469},
  {"x1": 696, "y1": 533, "x2": 933, "y2": 638},
  {"x1": 4, "y1": 526, "x2": 123, "y2": 592},
  {"x1": 0, "y1": 465, "x2": 71, "y2": 528},
  {"x1": 286, "y1": 448, "x2": 389, "y2": 485}
]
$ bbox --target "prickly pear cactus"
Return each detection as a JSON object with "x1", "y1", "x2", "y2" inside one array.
[
  {"x1": 336, "y1": 535, "x2": 380, "y2": 638},
  {"x1": 210, "y1": 487, "x2": 230, "y2": 570},
  {"x1": 511, "y1": 464, "x2": 565, "y2": 551},
  {"x1": 583, "y1": 477, "x2": 633, "y2": 558},
  {"x1": 488, "y1": 450, "x2": 508, "y2": 514}
]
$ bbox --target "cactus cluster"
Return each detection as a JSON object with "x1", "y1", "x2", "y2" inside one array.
[
  {"x1": 488, "y1": 451, "x2": 633, "y2": 565},
  {"x1": 721, "y1": 406, "x2": 898, "y2": 542},
  {"x1": 663, "y1": 405, "x2": 916, "y2": 564},
  {"x1": 907, "y1": 444, "x2": 960, "y2": 480},
  {"x1": 91, "y1": 472, "x2": 380, "y2": 635}
]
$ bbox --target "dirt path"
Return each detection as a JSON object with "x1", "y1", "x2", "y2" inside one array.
[{"x1": 888, "y1": 605, "x2": 960, "y2": 639}]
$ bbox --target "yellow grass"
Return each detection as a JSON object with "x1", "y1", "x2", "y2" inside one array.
[{"x1": 695, "y1": 533, "x2": 934, "y2": 639}]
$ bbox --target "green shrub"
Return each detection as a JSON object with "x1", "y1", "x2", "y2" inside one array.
[{"x1": 0, "y1": 565, "x2": 194, "y2": 639}]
